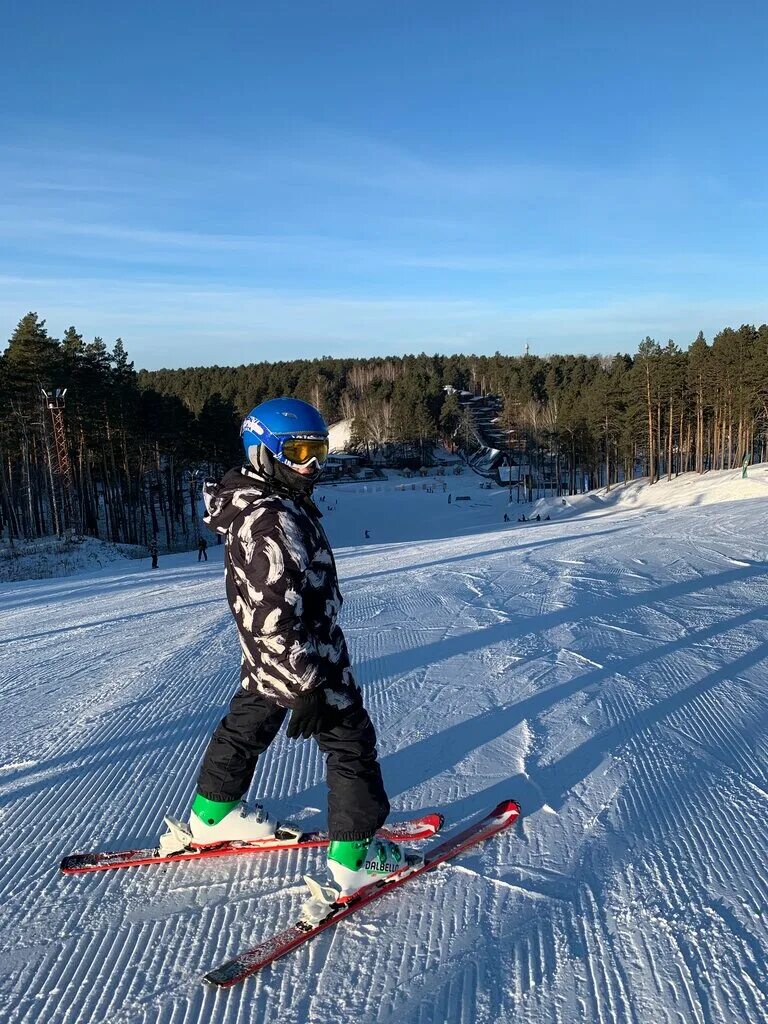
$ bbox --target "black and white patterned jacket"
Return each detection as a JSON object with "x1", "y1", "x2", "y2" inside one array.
[{"x1": 203, "y1": 467, "x2": 357, "y2": 711}]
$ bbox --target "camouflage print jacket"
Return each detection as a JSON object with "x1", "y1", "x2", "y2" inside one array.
[{"x1": 203, "y1": 467, "x2": 358, "y2": 711}]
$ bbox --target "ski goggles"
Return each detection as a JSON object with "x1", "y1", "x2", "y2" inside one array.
[
  {"x1": 279, "y1": 436, "x2": 330, "y2": 467},
  {"x1": 242, "y1": 414, "x2": 330, "y2": 469}
]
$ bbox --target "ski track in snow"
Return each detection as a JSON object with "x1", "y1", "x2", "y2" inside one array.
[{"x1": 1, "y1": 470, "x2": 768, "y2": 1023}]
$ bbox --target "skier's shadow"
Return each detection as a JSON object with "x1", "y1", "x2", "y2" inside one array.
[
  {"x1": 283, "y1": 596, "x2": 768, "y2": 830},
  {"x1": 430, "y1": 634, "x2": 768, "y2": 831},
  {"x1": 351, "y1": 562, "x2": 768, "y2": 683},
  {"x1": 339, "y1": 525, "x2": 629, "y2": 582},
  {"x1": 387, "y1": 606, "x2": 768, "y2": 820}
]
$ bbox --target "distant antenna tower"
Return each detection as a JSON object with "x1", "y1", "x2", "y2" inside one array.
[
  {"x1": 524, "y1": 341, "x2": 530, "y2": 357},
  {"x1": 42, "y1": 388, "x2": 79, "y2": 533}
]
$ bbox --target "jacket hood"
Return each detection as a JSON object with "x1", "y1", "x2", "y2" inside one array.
[
  {"x1": 203, "y1": 465, "x2": 320, "y2": 534},
  {"x1": 202, "y1": 467, "x2": 270, "y2": 534}
]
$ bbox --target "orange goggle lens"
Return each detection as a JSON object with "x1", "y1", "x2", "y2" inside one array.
[{"x1": 281, "y1": 438, "x2": 330, "y2": 465}]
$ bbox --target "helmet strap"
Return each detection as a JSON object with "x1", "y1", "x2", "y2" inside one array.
[{"x1": 247, "y1": 443, "x2": 275, "y2": 477}]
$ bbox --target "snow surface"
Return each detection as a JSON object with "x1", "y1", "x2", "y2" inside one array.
[{"x1": 1, "y1": 468, "x2": 767, "y2": 1023}]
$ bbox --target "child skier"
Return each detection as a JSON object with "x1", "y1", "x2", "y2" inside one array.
[{"x1": 188, "y1": 397, "x2": 419, "y2": 897}]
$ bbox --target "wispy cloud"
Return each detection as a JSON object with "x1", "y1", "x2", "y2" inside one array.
[
  {"x1": 264, "y1": 129, "x2": 713, "y2": 206},
  {"x1": 1, "y1": 272, "x2": 764, "y2": 368},
  {"x1": 1, "y1": 129, "x2": 730, "y2": 216},
  {"x1": 1, "y1": 131, "x2": 765, "y2": 366},
  {"x1": 18, "y1": 182, "x2": 142, "y2": 194},
  {"x1": 0, "y1": 214, "x2": 760, "y2": 280}
]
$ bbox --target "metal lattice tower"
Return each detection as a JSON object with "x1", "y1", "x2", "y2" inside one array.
[{"x1": 43, "y1": 388, "x2": 79, "y2": 533}]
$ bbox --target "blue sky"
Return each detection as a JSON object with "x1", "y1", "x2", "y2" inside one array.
[{"x1": 1, "y1": 1, "x2": 766, "y2": 369}]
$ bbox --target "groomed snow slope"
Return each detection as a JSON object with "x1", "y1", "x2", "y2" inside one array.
[{"x1": 1, "y1": 468, "x2": 767, "y2": 1024}]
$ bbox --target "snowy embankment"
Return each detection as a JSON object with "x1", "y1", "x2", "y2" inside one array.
[
  {"x1": 0, "y1": 468, "x2": 766, "y2": 1024},
  {"x1": 0, "y1": 536, "x2": 146, "y2": 583}
]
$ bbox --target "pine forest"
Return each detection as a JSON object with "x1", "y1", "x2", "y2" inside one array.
[{"x1": 1, "y1": 311, "x2": 767, "y2": 548}]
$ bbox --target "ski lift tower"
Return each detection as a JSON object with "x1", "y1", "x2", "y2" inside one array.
[{"x1": 42, "y1": 388, "x2": 79, "y2": 534}]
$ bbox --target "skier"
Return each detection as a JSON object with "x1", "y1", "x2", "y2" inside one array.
[
  {"x1": 364, "y1": 529, "x2": 370, "y2": 539},
  {"x1": 197, "y1": 537, "x2": 208, "y2": 562},
  {"x1": 149, "y1": 537, "x2": 159, "y2": 569},
  {"x1": 188, "y1": 398, "x2": 420, "y2": 897}
]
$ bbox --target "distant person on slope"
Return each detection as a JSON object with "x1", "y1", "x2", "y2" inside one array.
[
  {"x1": 197, "y1": 537, "x2": 208, "y2": 562},
  {"x1": 188, "y1": 398, "x2": 420, "y2": 898}
]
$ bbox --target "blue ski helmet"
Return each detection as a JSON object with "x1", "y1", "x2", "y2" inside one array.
[{"x1": 241, "y1": 398, "x2": 329, "y2": 470}]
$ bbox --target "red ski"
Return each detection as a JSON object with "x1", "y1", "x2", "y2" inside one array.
[
  {"x1": 203, "y1": 798, "x2": 521, "y2": 988},
  {"x1": 60, "y1": 812, "x2": 444, "y2": 875}
]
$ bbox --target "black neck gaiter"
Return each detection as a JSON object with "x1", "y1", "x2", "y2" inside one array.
[{"x1": 249, "y1": 446, "x2": 320, "y2": 501}]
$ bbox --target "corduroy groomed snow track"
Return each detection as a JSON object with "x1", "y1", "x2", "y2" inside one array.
[{"x1": 0, "y1": 468, "x2": 767, "y2": 1023}]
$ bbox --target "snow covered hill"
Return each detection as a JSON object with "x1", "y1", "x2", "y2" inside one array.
[
  {"x1": 1, "y1": 468, "x2": 766, "y2": 1024},
  {"x1": 328, "y1": 417, "x2": 353, "y2": 452}
]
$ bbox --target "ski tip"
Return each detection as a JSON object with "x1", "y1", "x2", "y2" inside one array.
[
  {"x1": 492, "y1": 799, "x2": 521, "y2": 824},
  {"x1": 203, "y1": 966, "x2": 238, "y2": 989},
  {"x1": 60, "y1": 855, "x2": 95, "y2": 873},
  {"x1": 204, "y1": 954, "x2": 270, "y2": 989},
  {"x1": 419, "y1": 811, "x2": 444, "y2": 835}
]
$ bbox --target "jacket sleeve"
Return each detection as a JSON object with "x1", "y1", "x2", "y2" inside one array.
[{"x1": 228, "y1": 503, "x2": 326, "y2": 704}]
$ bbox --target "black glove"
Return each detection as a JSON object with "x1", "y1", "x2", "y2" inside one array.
[{"x1": 286, "y1": 690, "x2": 327, "y2": 740}]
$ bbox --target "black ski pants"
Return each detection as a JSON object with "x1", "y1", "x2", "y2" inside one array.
[{"x1": 196, "y1": 686, "x2": 390, "y2": 841}]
